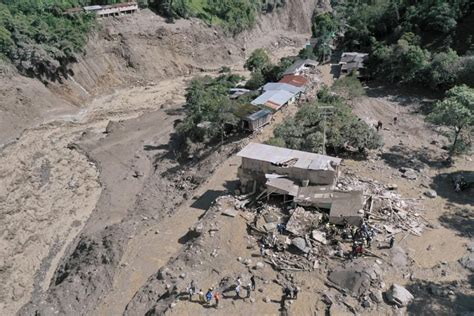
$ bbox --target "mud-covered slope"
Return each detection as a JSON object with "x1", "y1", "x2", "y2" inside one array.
[
  {"x1": 11, "y1": 1, "x2": 318, "y2": 315},
  {"x1": 1, "y1": 1, "x2": 317, "y2": 146}
]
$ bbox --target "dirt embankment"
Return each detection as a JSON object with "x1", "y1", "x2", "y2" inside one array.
[
  {"x1": 1, "y1": 0, "x2": 317, "y2": 146},
  {"x1": 2, "y1": 1, "x2": 318, "y2": 315}
]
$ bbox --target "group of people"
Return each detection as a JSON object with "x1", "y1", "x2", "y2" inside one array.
[
  {"x1": 235, "y1": 276, "x2": 256, "y2": 298},
  {"x1": 188, "y1": 275, "x2": 257, "y2": 308},
  {"x1": 188, "y1": 280, "x2": 221, "y2": 307}
]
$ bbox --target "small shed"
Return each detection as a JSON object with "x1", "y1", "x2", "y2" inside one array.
[
  {"x1": 339, "y1": 52, "x2": 369, "y2": 75},
  {"x1": 283, "y1": 59, "x2": 319, "y2": 76},
  {"x1": 242, "y1": 109, "x2": 272, "y2": 131}
]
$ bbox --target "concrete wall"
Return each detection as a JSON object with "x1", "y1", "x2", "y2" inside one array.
[{"x1": 240, "y1": 157, "x2": 338, "y2": 186}]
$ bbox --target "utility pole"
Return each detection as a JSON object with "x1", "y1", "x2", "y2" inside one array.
[{"x1": 319, "y1": 106, "x2": 334, "y2": 155}]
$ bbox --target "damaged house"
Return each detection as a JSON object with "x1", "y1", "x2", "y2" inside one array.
[
  {"x1": 237, "y1": 143, "x2": 364, "y2": 225},
  {"x1": 237, "y1": 143, "x2": 342, "y2": 191}
]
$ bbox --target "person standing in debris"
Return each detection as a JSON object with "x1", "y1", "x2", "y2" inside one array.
[
  {"x1": 277, "y1": 223, "x2": 286, "y2": 234},
  {"x1": 250, "y1": 275, "x2": 256, "y2": 291},
  {"x1": 188, "y1": 280, "x2": 196, "y2": 301},
  {"x1": 246, "y1": 283, "x2": 252, "y2": 298},
  {"x1": 198, "y1": 289, "x2": 205, "y2": 303},
  {"x1": 206, "y1": 288, "x2": 213, "y2": 304},
  {"x1": 393, "y1": 117, "x2": 398, "y2": 125},
  {"x1": 366, "y1": 234, "x2": 372, "y2": 248},
  {"x1": 260, "y1": 244, "x2": 265, "y2": 257},
  {"x1": 284, "y1": 286, "x2": 292, "y2": 299},
  {"x1": 235, "y1": 283, "x2": 241, "y2": 298},
  {"x1": 376, "y1": 120, "x2": 383, "y2": 131},
  {"x1": 389, "y1": 236, "x2": 395, "y2": 248},
  {"x1": 214, "y1": 291, "x2": 221, "y2": 308},
  {"x1": 293, "y1": 287, "x2": 300, "y2": 299}
]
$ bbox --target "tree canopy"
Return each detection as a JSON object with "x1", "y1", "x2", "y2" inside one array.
[
  {"x1": 244, "y1": 48, "x2": 270, "y2": 72},
  {"x1": 327, "y1": 0, "x2": 474, "y2": 92},
  {"x1": 268, "y1": 87, "x2": 383, "y2": 156},
  {"x1": 0, "y1": 0, "x2": 96, "y2": 80},
  {"x1": 427, "y1": 85, "x2": 474, "y2": 155}
]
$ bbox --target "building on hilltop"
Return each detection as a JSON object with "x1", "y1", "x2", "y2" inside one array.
[{"x1": 66, "y1": 2, "x2": 138, "y2": 17}]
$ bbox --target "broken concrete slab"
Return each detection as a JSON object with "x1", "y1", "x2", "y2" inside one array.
[
  {"x1": 286, "y1": 207, "x2": 322, "y2": 236},
  {"x1": 291, "y1": 237, "x2": 310, "y2": 253},
  {"x1": 221, "y1": 208, "x2": 238, "y2": 217},
  {"x1": 386, "y1": 284, "x2": 414, "y2": 307},
  {"x1": 311, "y1": 230, "x2": 327, "y2": 245},
  {"x1": 263, "y1": 222, "x2": 277, "y2": 232}
]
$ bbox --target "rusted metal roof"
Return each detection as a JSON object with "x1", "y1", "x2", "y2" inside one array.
[{"x1": 279, "y1": 75, "x2": 308, "y2": 87}]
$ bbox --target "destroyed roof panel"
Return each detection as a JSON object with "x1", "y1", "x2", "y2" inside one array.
[
  {"x1": 329, "y1": 191, "x2": 364, "y2": 219},
  {"x1": 237, "y1": 143, "x2": 342, "y2": 169},
  {"x1": 266, "y1": 178, "x2": 299, "y2": 196}
]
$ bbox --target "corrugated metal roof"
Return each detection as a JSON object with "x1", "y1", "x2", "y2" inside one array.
[
  {"x1": 263, "y1": 82, "x2": 304, "y2": 94},
  {"x1": 251, "y1": 90, "x2": 294, "y2": 108},
  {"x1": 246, "y1": 109, "x2": 272, "y2": 121},
  {"x1": 237, "y1": 143, "x2": 342, "y2": 170},
  {"x1": 340, "y1": 52, "x2": 368, "y2": 63},
  {"x1": 279, "y1": 75, "x2": 308, "y2": 87},
  {"x1": 283, "y1": 59, "x2": 319, "y2": 75}
]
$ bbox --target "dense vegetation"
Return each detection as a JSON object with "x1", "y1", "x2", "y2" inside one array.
[
  {"x1": 176, "y1": 73, "x2": 261, "y2": 155},
  {"x1": 244, "y1": 48, "x2": 294, "y2": 89},
  {"x1": 152, "y1": 0, "x2": 285, "y2": 34},
  {"x1": 427, "y1": 85, "x2": 474, "y2": 156},
  {"x1": 268, "y1": 82, "x2": 383, "y2": 156},
  {"x1": 304, "y1": 0, "x2": 474, "y2": 91},
  {"x1": 0, "y1": 0, "x2": 99, "y2": 80}
]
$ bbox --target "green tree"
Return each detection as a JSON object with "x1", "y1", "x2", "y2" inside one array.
[
  {"x1": 245, "y1": 70, "x2": 265, "y2": 90},
  {"x1": 244, "y1": 48, "x2": 270, "y2": 72},
  {"x1": 331, "y1": 75, "x2": 365, "y2": 104},
  {"x1": 427, "y1": 85, "x2": 474, "y2": 156},
  {"x1": 269, "y1": 95, "x2": 383, "y2": 156},
  {"x1": 426, "y1": 49, "x2": 459, "y2": 90}
]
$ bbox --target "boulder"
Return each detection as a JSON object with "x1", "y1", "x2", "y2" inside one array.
[
  {"x1": 386, "y1": 284, "x2": 414, "y2": 307},
  {"x1": 255, "y1": 262, "x2": 265, "y2": 269},
  {"x1": 424, "y1": 190, "x2": 437, "y2": 198},
  {"x1": 370, "y1": 290, "x2": 383, "y2": 303}
]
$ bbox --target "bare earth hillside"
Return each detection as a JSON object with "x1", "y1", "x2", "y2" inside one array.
[{"x1": 0, "y1": 1, "x2": 317, "y2": 314}]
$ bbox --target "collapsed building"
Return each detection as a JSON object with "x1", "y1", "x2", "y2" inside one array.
[{"x1": 237, "y1": 143, "x2": 364, "y2": 225}]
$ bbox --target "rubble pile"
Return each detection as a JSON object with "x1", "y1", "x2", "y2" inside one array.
[{"x1": 337, "y1": 175, "x2": 428, "y2": 238}]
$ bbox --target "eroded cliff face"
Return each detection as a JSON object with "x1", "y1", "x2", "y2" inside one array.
[
  {"x1": 2, "y1": 1, "x2": 318, "y2": 315},
  {"x1": 1, "y1": 1, "x2": 317, "y2": 145}
]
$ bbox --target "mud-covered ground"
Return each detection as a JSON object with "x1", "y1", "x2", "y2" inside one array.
[
  {"x1": 2, "y1": 2, "x2": 473, "y2": 315},
  {"x1": 1, "y1": 3, "x2": 316, "y2": 314}
]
